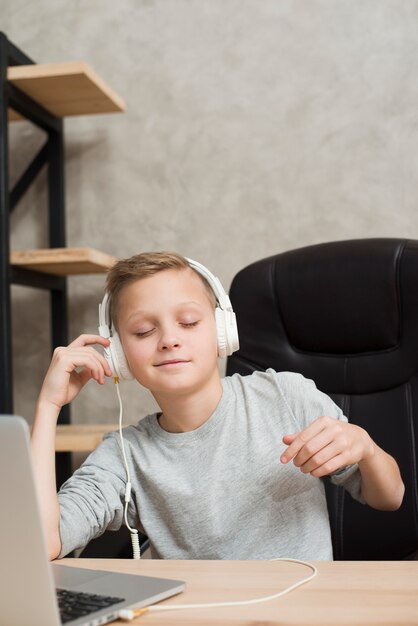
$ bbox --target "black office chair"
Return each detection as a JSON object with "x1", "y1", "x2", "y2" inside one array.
[
  {"x1": 227, "y1": 238, "x2": 418, "y2": 560},
  {"x1": 79, "y1": 527, "x2": 149, "y2": 559}
]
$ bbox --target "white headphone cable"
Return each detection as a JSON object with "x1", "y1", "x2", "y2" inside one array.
[
  {"x1": 118, "y1": 558, "x2": 317, "y2": 620},
  {"x1": 114, "y1": 377, "x2": 141, "y2": 559}
]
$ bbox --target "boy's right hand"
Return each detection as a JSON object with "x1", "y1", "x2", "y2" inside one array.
[{"x1": 38, "y1": 334, "x2": 113, "y2": 413}]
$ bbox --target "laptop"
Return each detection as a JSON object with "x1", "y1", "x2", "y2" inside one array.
[{"x1": 0, "y1": 415, "x2": 185, "y2": 626}]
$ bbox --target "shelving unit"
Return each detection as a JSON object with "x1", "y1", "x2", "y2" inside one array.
[
  {"x1": 11, "y1": 247, "x2": 118, "y2": 275},
  {"x1": 55, "y1": 424, "x2": 118, "y2": 452},
  {"x1": 7, "y1": 60, "x2": 125, "y2": 119},
  {"x1": 0, "y1": 32, "x2": 126, "y2": 481}
]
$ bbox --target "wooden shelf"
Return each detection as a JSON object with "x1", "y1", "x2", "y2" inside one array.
[
  {"x1": 56, "y1": 424, "x2": 118, "y2": 452},
  {"x1": 11, "y1": 247, "x2": 118, "y2": 275},
  {"x1": 8, "y1": 61, "x2": 126, "y2": 120}
]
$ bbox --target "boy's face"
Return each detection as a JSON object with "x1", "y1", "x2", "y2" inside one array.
[{"x1": 117, "y1": 268, "x2": 219, "y2": 398}]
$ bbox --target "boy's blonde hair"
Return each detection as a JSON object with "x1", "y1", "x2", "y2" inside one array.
[{"x1": 106, "y1": 251, "x2": 216, "y2": 324}]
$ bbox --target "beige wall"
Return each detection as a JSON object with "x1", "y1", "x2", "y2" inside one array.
[{"x1": 5, "y1": 0, "x2": 418, "y2": 425}]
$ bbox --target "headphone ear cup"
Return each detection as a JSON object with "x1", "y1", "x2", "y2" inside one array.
[
  {"x1": 108, "y1": 332, "x2": 134, "y2": 381},
  {"x1": 225, "y1": 310, "x2": 240, "y2": 355},
  {"x1": 215, "y1": 308, "x2": 240, "y2": 358},
  {"x1": 215, "y1": 307, "x2": 228, "y2": 358}
]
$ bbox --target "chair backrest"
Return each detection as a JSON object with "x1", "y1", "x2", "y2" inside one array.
[{"x1": 227, "y1": 238, "x2": 418, "y2": 559}]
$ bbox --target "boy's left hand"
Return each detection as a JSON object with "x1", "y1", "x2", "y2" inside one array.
[{"x1": 281, "y1": 415, "x2": 374, "y2": 477}]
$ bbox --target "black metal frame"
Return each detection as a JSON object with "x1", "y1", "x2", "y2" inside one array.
[{"x1": 0, "y1": 32, "x2": 70, "y2": 484}]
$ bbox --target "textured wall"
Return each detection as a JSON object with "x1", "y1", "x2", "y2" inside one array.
[{"x1": 4, "y1": 0, "x2": 418, "y2": 425}]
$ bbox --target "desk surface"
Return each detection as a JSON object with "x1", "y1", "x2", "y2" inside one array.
[{"x1": 60, "y1": 558, "x2": 418, "y2": 625}]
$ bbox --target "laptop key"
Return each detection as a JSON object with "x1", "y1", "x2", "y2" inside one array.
[{"x1": 57, "y1": 588, "x2": 125, "y2": 623}]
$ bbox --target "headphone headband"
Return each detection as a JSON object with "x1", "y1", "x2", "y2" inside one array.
[{"x1": 186, "y1": 258, "x2": 233, "y2": 311}]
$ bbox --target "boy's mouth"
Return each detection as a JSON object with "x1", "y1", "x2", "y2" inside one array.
[{"x1": 154, "y1": 359, "x2": 191, "y2": 367}]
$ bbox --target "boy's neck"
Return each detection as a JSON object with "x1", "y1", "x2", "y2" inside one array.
[{"x1": 154, "y1": 373, "x2": 223, "y2": 433}]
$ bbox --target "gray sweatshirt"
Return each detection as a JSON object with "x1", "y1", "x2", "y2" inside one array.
[{"x1": 58, "y1": 370, "x2": 363, "y2": 560}]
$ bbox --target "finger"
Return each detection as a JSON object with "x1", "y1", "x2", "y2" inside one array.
[
  {"x1": 70, "y1": 354, "x2": 106, "y2": 382},
  {"x1": 310, "y1": 453, "x2": 348, "y2": 478},
  {"x1": 298, "y1": 441, "x2": 342, "y2": 474},
  {"x1": 68, "y1": 334, "x2": 110, "y2": 349},
  {"x1": 56, "y1": 349, "x2": 108, "y2": 384},
  {"x1": 282, "y1": 433, "x2": 299, "y2": 448},
  {"x1": 78, "y1": 367, "x2": 94, "y2": 388},
  {"x1": 292, "y1": 428, "x2": 337, "y2": 468},
  {"x1": 280, "y1": 417, "x2": 329, "y2": 464},
  {"x1": 54, "y1": 345, "x2": 112, "y2": 378},
  {"x1": 78, "y1": 346, "x2": 112, "y2": 377},
  {"x1": 77, "y1": 361, "x2": 107, "y2": 386}
]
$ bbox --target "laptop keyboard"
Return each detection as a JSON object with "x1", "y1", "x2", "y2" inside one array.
[{"x1": 57, "y1": 588, "x2": 126, "y2": 623}]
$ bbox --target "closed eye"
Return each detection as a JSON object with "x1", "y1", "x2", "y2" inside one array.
[
  {"x1": 135, "y1": 328, "x2": 155, "y2": 337},
  {"x1": 135, "y1": 321, "x2": 199, "y2": 336}
]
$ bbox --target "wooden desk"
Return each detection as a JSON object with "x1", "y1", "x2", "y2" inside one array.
[{"x1": 60, "y1": 559, "x2": 418, "y2": 625}]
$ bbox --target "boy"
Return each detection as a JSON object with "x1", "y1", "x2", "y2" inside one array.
[{"x1": 31, "y1": 252, "x2": 404, "y2": 561}]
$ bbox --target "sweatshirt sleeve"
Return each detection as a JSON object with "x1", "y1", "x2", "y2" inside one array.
[
  {"x1": 57, "y1": 431, "x2": 132, "y2": 558},
  {"x1": 272, "y1": 370, "x2": 365, "y2": 504}
]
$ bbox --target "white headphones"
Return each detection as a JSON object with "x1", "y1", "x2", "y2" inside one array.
[{"x1": 98, "y1": 257, "x2": 240, "y2": 381}]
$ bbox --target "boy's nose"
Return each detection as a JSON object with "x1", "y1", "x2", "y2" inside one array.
[
  {"x1": 160, "y1": 339, "x2": 180, "y2": 350},
  {"x1": 158, "y1": 329, "x2": 181, "y2": 351}
]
